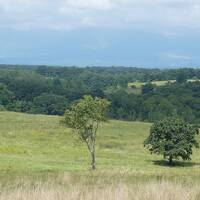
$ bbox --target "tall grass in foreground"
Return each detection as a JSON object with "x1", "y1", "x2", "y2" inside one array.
[{"x1": 0, "y1": 174, "x2": 200, "y2": 200}]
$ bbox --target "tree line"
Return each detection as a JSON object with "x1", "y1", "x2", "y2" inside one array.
[{"x1": 0, "y1": 65, "x2": 200, "y2": 124}]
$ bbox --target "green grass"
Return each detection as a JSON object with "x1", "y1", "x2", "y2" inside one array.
[
  {"x1": 128, "y1": 79, "x2": 200, "y2": 89},
  {"x1": 128, "y1": 80, "x2": 176, "y2": 88},
  {"x1": 127, "y1": 80, "x2": 176, "y2": 94},
  {"x1": 151, "y1": 80, "x2": 176, "y2": 86},
  {"x1": 128, "y1": 81, "x2": 145, "y2": 88},
  {"x1": 0, "y1": 111, "x2": 200, "y2": 179}
]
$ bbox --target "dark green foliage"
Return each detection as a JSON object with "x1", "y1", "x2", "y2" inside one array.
[
  {"x1": 107, "y1": 82, "x2": 200, "y2": 123},
  {"x1": 144, "y1": 118, "x2": 199, "y2": 164},
  {"x1": 32, "y1": 93, "x2": 69, "y2": 115},
  {"x1": 6, "y1": 101, "x2": 33, "y2": 113},
  {"x1": 0, "y1": 70, "x2": 49, "y2": 101},
  {"x1": 0, "y1": 65, "x2": 199, "y2": 123},
  {"x1": 106, "y1": 89, "x2": 138, "y2": 120},
  {"x1": 0, "y1": 83, "x2": 15, "y2": 106},
  {"x1": 176, "y1": 70, "x2": 189, "y2": 83},
  {"x1": 143, "y1": 96, "x2": 176, "y2": 122},
  {"x1": 142, "y1": 83, "x2": 155, "y2": 94}
]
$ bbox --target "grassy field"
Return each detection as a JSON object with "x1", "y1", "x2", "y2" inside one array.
[
  {"x1": 127, "y1": 80, "x2": 176, "y2": 94},
  {"x1": 0, "y1": 111, "x2": 200, "y2": 177},
  {"x1": 128, "y1": 79, "x2": 200, "y2": 89},
  {"x1": 128, "y1": 80, "x2": 176, "y2": 88},
  {"x1": 1, "y1": 111, "x2": 200, "y2": 199}
]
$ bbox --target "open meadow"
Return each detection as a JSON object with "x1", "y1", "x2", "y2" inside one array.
[{"x1": 0, "y1": 111, "x2": 200, "y2": 199}]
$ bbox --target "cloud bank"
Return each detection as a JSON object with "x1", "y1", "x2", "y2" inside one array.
[{"x1": 0, "y1": 0, "x2": 200, "y2": 33}]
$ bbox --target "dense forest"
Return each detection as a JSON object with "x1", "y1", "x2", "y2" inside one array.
[{"x1": 0, "y1": 65, "x2": 200, "y2": 124}]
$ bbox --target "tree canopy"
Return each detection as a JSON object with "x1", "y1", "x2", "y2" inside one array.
[
  {"x1": 0, "y1": 65, "x2": 200, "y2": 123},
  {"x1": 144, "y1": 118, "x2": 199, "y2": 164}
]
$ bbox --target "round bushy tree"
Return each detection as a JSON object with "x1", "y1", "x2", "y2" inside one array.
[{"x1": 144, "y1": 117, "x2": 199, "y2": 164}]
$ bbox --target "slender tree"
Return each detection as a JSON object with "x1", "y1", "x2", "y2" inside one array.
[{"x1": 62, "y1": 95, "x2": 110, "y2": 170}]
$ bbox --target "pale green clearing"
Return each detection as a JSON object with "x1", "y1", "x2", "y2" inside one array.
[
  {"x1": 128, "y1": 80, "x2": 176, "y2": 88},
  {"x1": 128, "y1": 79, "x2": 200, "y2": 89}
]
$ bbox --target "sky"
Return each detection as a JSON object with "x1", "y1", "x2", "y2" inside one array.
[{"x1": 1, "y1": 0, "x2": 200, "y2": 67}]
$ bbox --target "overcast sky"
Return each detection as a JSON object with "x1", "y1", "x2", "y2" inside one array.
[{"x1": 1, "y1": 0, "x2": 200, "y2": 67}]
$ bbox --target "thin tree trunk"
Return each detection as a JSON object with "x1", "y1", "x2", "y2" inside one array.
[
  {"x1": 85, "y1": 130, "x2": 97, "y2": 170},
  {"x1": 91, "y1": 150, "x2": 96, "y2": 170},
  {"x1": 91, "y1": 131, "x2": 96, "y2": 170},
  {"x1": 169, "y1": 155, "x2": 173, "y2": 165}
]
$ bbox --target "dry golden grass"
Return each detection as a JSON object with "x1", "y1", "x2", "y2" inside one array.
[{"x1": 0, "y1": 174, "x2": 200, "y2": 200}]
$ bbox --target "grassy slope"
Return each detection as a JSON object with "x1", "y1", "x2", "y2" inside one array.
[{"x1": 0, "y1": 111, "x2": 200, "y2": 178}]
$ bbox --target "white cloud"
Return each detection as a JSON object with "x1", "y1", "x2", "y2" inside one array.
[
  {"x1": 0, "y1": 0, "x2": 200, "y2": 33},
  {"x1": 164, "y1": 53, "x2": 193, "y2": 60}
]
